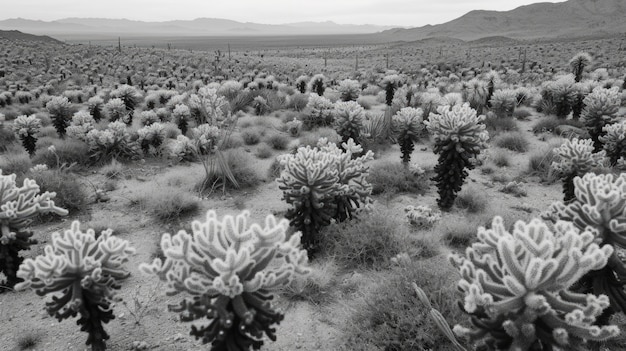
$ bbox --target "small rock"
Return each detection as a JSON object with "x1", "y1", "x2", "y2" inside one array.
[{"x1": 174, "y1": 333, "x2": 185, "y2": 341}]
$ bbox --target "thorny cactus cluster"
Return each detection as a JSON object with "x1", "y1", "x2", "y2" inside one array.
[
  {"x1": 333, "y1": 101, "x2": 365, "y2": 144},
  {"x1": 277, "y1": 139, "x2": 373, "y2": 255},
  {"x1": 599, "y1": 120, "x2": 626, "y2": 166},
  {"x1": 304, "y1": 94, "x2": 334, "y2": 129},
  {"x1": 551, "y1": 138, "x2": 606, "y2": 202},
  {"x1": 140, "y1": 210, "x2": 309, "y2": 351},
  {"x1": 11, "y1": 114, "x2": 41, "y2": 155},
  {"x1": 86, "y1": 121, "x2": 140, "y2": 163},
  {"x1": 425, "y1": 103, "x2": 489, "y2": 210},
  {"x1": 0, "y1": 172, "x2": 68, "y2": 290},
  {"x1": 404, "y1": 205, "x2": 441, "y2": 228},
  {"x1": 104, "y1": 98, "x2": 128, "y2": 123},
  {"x1": 189, "y1": 87, "x2": 230, "y2": 125},
  {"x1": 16, "y1": 221, "x2": 135, "y2": 351},
  {"x1": 392, "y1": 107, "x2": 425, "y2": 164},
  {"x1": 449, "y1": 216, "x2": 619, "y2": 351},
  {"x1": 46, "y1": 96, "x2": 72, "y2": 137},
  {"x1": 137, "y1": 123, "x2": 165, "y2": 155},
  {"x1": 580, "y1": 86, "x2": 621, "y2": 151},
  {"x1": 66, "y1": 110, "x2": 97, "y2": 142},
  {"x1": 547, "y1": 173, "x2": 626, "y2": 324}
]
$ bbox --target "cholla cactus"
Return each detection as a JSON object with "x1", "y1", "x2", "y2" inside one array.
[
  {"x1": 140, "y1": 210, "x2": 309, "y2": 351},
  {"x1": 599, "y1": 120, "x2": 626, "y2": 166},
  {"x1": 85, "y1": 121, "x2": 139, "y2": 163},
  {"x1": 392, "y1": 107, "x2": 425, "y2": 163},
  {"x1": 295, "y1": 75, "x2": 309, "y2": 94},
  {"x1": 0, "y1": 172, "x2": 68, "y2": 290},
  {"x1": 417, "y1": 91, "x2": 445, "y2": 120},
  {"x1": 425, "y1": 103, "x2": 489, "y2": 210},
  {"x1": 87, "y1": 96, "x2": 104, "y2": 122},
  {"x1": 11, "y1": 114, "x2": 41, "y2": 155},
  {"x1": 551, "y1": 138, "x2": 606, "y2": 202},
  {"x1": 104, "y1": 98, "x2": 128, "y2": 123},
  {"x1": 66, "y1": 110, "x2": 96, "y2": 142},
  {"x1": 540, "y1": 75, "x2": 577, "y2": 118},
  {"x1": 450, "y1": 216, "x2": 618, "y2": 350},
  {"x1": 191, "y1": 124, "x2": 220, "y2": 155},
  {"x1": 170, "y1": 135, "x2": 197, "y2": 162},
  {"x1": 381, "y1": 74, "x2": 402, "y2": 106},
  {"x1": 570, "y1": 52, "x2": 592, "y2": 82},
  {"x1": 46, "y1": 96, "x2": 72, "y2": 137},
  {"x1": 462, "y1": 79, "x2": 489, "y2": 115},
  {"x1": 333, "y1": 101, "x2": 365, "y2": 144},
  {"x1": 16, "y1": 221, "x2": 135, "y2": 351},
  {"x1": 308, "y1": 74, "x2": 326, "y2": 96},
  {"x1": 548, "y1": 173, "x2": 626, "y2": 323},
  {"x1": 489, "y1": 89, "x2": 517, "y2": 118},
  {"x1": 137, "y1": 123, "x2": 165, "y2": 155},
  {"x1": 277, "y1": 139, "x2": 373, "y2": 254},
  {"x1": 404, "y1": 205, "x2": 441, "y2": 228},
  {"x1": 172, "y1": 103, "x2": 191, "y2": 135},
  {"x1": 189, "y1": 87, "x2": 229, "y2": 125},
  {"x1": 218, "y1": 80, "x2": 243, "y2": 101},
  {"x1": 338, "y1": 79, "x2": 361, "y2": 102},
  {"x1": 252, "y1": 96, "x2": 268, "y2": 116},
  {"x1": 484, "y1": 71, "x2": 500, "y2": 109},
  {"x1": 110, "y1": 84, "x2": 141, "y2": 124},
  {"x1": 285, "y1": 118, "x2": 302, "y2": 137},
  {"x1": 139, "y1": 110, "x2": 159, "y2": 126},
  {"x1": 580, "y1": 87, "x2": 621, "y2": 151},
  {"x1": 304, "y1": 94, "x2": 334, "y2": 129}
]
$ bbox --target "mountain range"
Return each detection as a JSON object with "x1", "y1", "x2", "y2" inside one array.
[
  {"x1": 0, "y1": 0, "x2": 625, "y2": 42},
  {"x1": 379, "y1": 0, "x2": 626, "y2": 41},
  {"x1": 0, "y1": 17, "x2": 398, "y2": 38}
]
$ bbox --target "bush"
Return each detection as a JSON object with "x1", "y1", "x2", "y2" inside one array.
[
  {"x1": 133, "y1": 187, "x2": 200, "y2": 222},
  {"x1": 280, "y1": 260, "x2": 339, "y2": 306},
  {"x1": 368, "y1": 161, "x2": 431, "y2": 196},
  {"x1": 197, "y1": 149, "x2": 261, "y2": 192},
  {"x1": 490, "y1": 148, "x2": 511, "y2": 167},
  {"x1": 532, "y1": 115, "x2": 583, "y2": 134},
  {"x1": 295, "y1": 128, "x2": 341, "y2": 150},
  {"x1": 254, "y1": 143, "x2": 273, "y2": 159},
  {"x1": 319, "y1": 210, "x2": 407, "y2": 269},
  {"x1": 492, "y1": 131, "x2": 529, "y2": 152},
  {"x1": 0, "y1": 126, "x2": 16, "y2": 152},
  {"x1": 443, "y1": 219, "x2": 478, "y2": 249},
  {"x1": 240, "y1": 127, "x2": 263, "y2": 145},
  {"x1": 454, "y1": 186, "x2": 489, "y2": 213},
  {"x1": 526, "y1": 145, "x2": 559, "y2": 183},
  {"x1": 29, "y1": 170, "x2": 87, "y2": 213},
  {"x1": 220, "y1": 133, "x2": 245, "y2": 150},
  {"x1": 483, "y1": 113, "x2": 518, "y2": 135},
  {"x1": 264, "y1": 132, "x2": 290, "y2": 150},
  {"x1": 513, "y1": 107, "x2": 533, "y2": 120},
  {"x1": 0, "y1": 152, "x2": 32, "y2": 176},
  {"x1": 31, "y1": 139, "x2": 91, "y2": 168},
  {"x1": 341, "y1": 258, "x2": 464, "y2": 351}
]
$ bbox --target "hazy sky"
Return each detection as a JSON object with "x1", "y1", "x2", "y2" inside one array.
[{"x1": 3, "y1": 0, "x2": 565, "y2": 26}]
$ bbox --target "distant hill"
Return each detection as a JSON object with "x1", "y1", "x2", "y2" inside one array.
[
  {"x1": 379, "y1": 0, "x2": 626, "y2": 41},
  {"x1": 0, "y1": 17, "x2": 398, "y2": 39},
  {"x1": 0, "y1": 29, "x2": 63, "y2": 44}
]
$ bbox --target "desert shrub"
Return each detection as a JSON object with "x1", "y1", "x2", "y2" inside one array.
[
  {"x1": 483, "y1": 112, "x2": 518, "y2": 135},
  {"x1": 443, "y1": 219, "x2": 478, "y2": 249},
  {"x1": 526, "y1": 145, "x2": 559, "y2": 183},
  {"x1": 219, "y1": 132, "x2": 245, "y2": 150},
  {"x1": 280, "y1": 260, "x2": 339, "y2": 305},
  {"x1": 264, "y1": 132, "x2": 290, "y2": 150},
  {"x1": 492, "y1": 131, "x2": 529, "y2": 152},
  {"x1": 368, "y1": 161, "x2": 431, "y2": 196},
  {"x1": 0, "y1": 152, "x2": 32, "y2": 176},
  {"x1": 133, "y1": 187, "x2": 200, "y2": 222},
  {"x1": 319, "y1": 210, "x2": 406, "y2": 269},
  {"x1": 229, "y1": 90, "x2": 254, "y2": 113},
  {"x1": 342, "y1": 258, "x2": 463, "y2": 351},
  {"x1": 288, "y1": 93, "x2": 309, "y2": 111},
  {"x1": 31, "y1": 139, "x2": 90, "y2": 168},
  {"x1": 254, "y1": 142, "x2": 273, "y2": 159},
  {"x1": 462, "y1": 78, "x2": 489, "y2": 114},
  {"x1": 454, "y1": 185, "x2": 489, "y2": 213},
  {"x1": 570, "y1": 52, "x2": 592, "y2": 82},
  {"x1": 240, "y1": 127, "x2": 263, "y2": 145},
  {"x1": 29, "y1": 170, "x2": 87, "y2": 213},
  {"x1": 489, "y1": 89, "x2": 517, "y2": 117},
  {"x1": 100, "y1": 158, "x2": 125, "y2": 179},
  {"x1": 196, "y1": 148, "x2": 260, "y2": 193},
  {"x1": 295, "y1": 127, "x2": 341, "y2": 149},
  {"x1": 490, "y1": 148, "x2": 511, "y2": 167},
  {"x1": 512, "y1": 107, "x2": 533, "y2": 120},
  {"x1": 537, "y1": 75, "x2": 577, "y2": 118},
  {"x1": 532, "y1": 115, "x2": 584, "y2": 134},
  {"x1": 0, "y1": 124, "x2": 16, "y2": 152},
  {"x1": 85, "y1": 121, "x2": 140, "y2": 164}
]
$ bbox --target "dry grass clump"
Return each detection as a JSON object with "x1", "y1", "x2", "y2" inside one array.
[
  {"x1": 454, "y1": 185, "x2": 489, "y2": 213},
  {"x1": 442, "y1": 217, "x2": 479, "y2": 249},
  {"x1": 483, "y1": 114, "x2": 518, "y2": 135},
  {"x1": 31, "y1": 138, "x2": 91, "y2": 168},
  {"x1": 489, "y1": 147, "x2": 511, "y2": 167},
  {"x1": 526, "y1": 145, "x2": 560, "y2": 183},
  {"x1": 368, "y1": 161, "x2": 432, "y2": 196},
  {"x1": 29, "y1": 170, "x2": 88, "y2": 213},
  {"x1": 492, "y1": 131, "x2": 530, "y2": 152},
  {"x1": 532, "y1": 115, "x2": 583, "y2": 134},
  {"x1": 100, "y1": 158, "x2": 125, "y2": 179},
  {"x1": 240, "y1": 126, "x2": 264, "y2": 145},
  {"x1": 264, "y1": 132, "x2": 290, "y2": 150},
  {"x1": 0, "y1": 152, "x2": 32, "y2": 176},
  {"x1": 341, "y1": 257, "x2": 463, "y2": 351},
  {"x1": 280, "y1": 259, "x2": 340, "y2": 306},
  {"x1": 131, "y1": 186, "x2": 200, "y2": 222},
  {"x1": 254, "y1": 142, "x2": 273, "y2": 159},
  {"x1": 196, "y1": 149, "x2": 261, "y2": 193}
]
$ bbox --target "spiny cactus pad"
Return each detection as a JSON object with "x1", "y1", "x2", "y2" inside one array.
[
  {"x1": 450, "y1": 216, "x2": 618, "y2": 350},
  {"x1": 16, "y1": 221, "x2": 135, "y2": 350},
  {"x1": 141, "y1": 210, "x2": 309, "y2": 351}
]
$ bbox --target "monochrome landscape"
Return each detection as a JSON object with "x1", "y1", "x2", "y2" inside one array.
[{"x1": 1, "y1": 0, "x2": 626, "y2": 350}]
